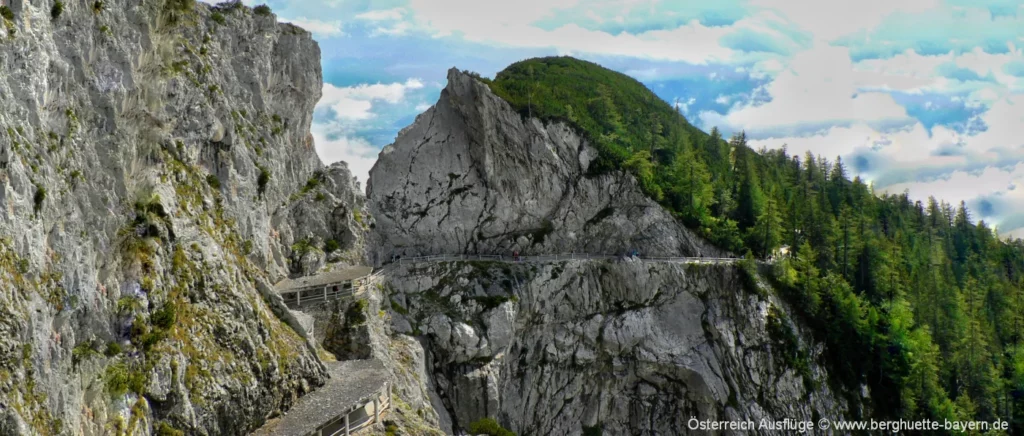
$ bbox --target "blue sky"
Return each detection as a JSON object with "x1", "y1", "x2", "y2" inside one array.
[{"x1": 209, "y1": 0, "x2": 1024, "y2": 237}]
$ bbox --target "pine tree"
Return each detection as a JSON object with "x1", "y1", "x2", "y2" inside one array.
[{"x1": 753, "y1": 188, "x2": 784, "y2": 258}]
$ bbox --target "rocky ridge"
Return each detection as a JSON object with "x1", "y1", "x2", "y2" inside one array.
[{"x1": 367, "y1": 68, "x2": 725, "y2": 267}]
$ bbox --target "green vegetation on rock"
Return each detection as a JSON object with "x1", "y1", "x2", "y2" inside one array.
[
  {"x1": 50, "y1": 1, "x2": 64, "y2": 20},
  {"x1": 468, "y1": 417, "x2": 516, "y2": 436},
  {"x1": 253, "y1": 4, "x2": 271, "y2": 16}
]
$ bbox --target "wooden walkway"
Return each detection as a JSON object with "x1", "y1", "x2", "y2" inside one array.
[
  {"x1": 275, "y1": 266, "x2": 374, "y2": 308},
  {"x1": 253, "y1": 360, "x2": 391, "y2": 436}
]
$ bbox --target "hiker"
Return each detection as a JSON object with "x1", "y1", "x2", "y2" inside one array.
[{"x1": 513, "y1": 250, "x2": 519, "y2": 262}]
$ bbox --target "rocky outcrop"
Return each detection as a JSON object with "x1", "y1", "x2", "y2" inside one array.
[
  {"x1": 367, "y1": 69, "x2": 724, "y2": 266},
  {"x1": 0, "y1": 1, "x2": 364, "y2": 434},
  {"x1": 377, "y1": 260, "x2": 848, "y2": 435},
  {"x1": 272, "y1": 162, "x2": 372, "y2": 275},
  {"x1": 362, "y1": 65, "x2": 851, "y2": 435}
]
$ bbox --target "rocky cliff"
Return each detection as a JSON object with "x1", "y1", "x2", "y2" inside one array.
[
  {"x1": 374, "y1": 259, "x2": 849, "y2": 435},
  {"x1": 362, "y1": 70, "x2": 853, "y2": 435},
  {"x1": 367, "y1": 69, "x2": 725, "y2": 266},
  {"x1": 0, "y1": 0, "x2": 366, "y2": 434}
]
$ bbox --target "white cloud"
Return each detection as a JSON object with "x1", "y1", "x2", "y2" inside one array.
[
  {"x1": 852, "y1": 47, "x2": 1024, "y2": 95},
  {"x1": 355, "y1": 8, "x2": 406, "y2": 21},
  {"x1": 414, "y1": 103, "x2": 432, "y2": 112},
  {"x1": 311, "y1": 125, "x2": 379, "y2": 189},
  {"x1": 708, "y1": 43, "x2": 912, "y2": 132},
  {"x1": 879, "y1": 165, "x2": 1024, "y2": 210},
  {"x1": 310, "y1": 78, "x2": 429, "y2": 187},
  {"x1": 355, "y1": 7, "x2": 412, "y2": 35},
  {"x1": 318, "y1": 79, "x2": 425, "y2": 121},
  {"x1": 749, "y1": 0, "x2": 940, "y2": 42},
  {"x1": 370, "y1": 21, "x2": 412, "y2": 36},
  {"x1": 964, "y1": 94, "x2": 1024, "y2": 153},
  {"x1": 402, "y1": 0, "x2": 798, "y2": 64},
  {"x1": 278, "y1": 17, "x2": 345, "y2": 38}
]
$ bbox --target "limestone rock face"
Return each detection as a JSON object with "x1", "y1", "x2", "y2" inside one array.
[
  {"x1": 273, "y1": 161, "x2": 371, "y2": 275},
  {"x1": 376, "y1": 261, "x2": 848, "y2": 435},
  {"x1": 0, "y1": 1, "x2": 365, "y2": 434},
  {"x1": 367, "y1": 68, "x2": 724, "y2": 266}
]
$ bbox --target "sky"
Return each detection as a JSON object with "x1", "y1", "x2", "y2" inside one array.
[{"x1": 206, "y1": 0, "x2": 1024, "y2": 237}]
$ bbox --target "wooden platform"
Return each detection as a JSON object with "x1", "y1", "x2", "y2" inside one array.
[{"x1": 253, "y1": 359, "x2": 391, "y2": 436}]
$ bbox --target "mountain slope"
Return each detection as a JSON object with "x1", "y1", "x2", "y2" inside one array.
[{"x1": 482, "y1": 56, "x2": 1024, "y2": 428}]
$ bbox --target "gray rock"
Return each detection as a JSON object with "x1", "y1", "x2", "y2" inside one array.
[
  {"x1": 0, "y1": 1, "x2": 361, "y2": 434},
  {"x1": 367, "y1": 69, "x2": 725, "y2": 266},
  {"x1": 374, "y1": 260, "x2": 849, "y2": 435}
]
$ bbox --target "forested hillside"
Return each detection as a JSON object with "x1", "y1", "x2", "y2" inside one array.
[{"x1": 479, "y1": 56, "x2": 1024, "y2": 429}]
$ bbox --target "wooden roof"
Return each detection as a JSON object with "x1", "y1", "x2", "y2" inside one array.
[{"x1": 273, "y1": 266, "x2": 373, "y2": 293}]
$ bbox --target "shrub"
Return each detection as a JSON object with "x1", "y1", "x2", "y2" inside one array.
[
  {"x1": 51, "y1": 1, "x2": 64, "y2": 20},
  {"x1": 345, "y1": 299, "x2": 368, "y2": 326},
  {"x1": 72, "y1": 340, "x2": 102, "y2": 365},
  {"x1": 324, "y1": 239, "x2": 340, "y2": 253},
  {"x1": 165, "y1": 0, "x2": 194, "y2": 13},
  {"x1": 291, "y1": 238, "x2": 317, "y2": 256},
  {"x1": 257, "y1": 165, "x2": 271, "y2": 196},
  {"x1": 92, "y1": 1, "x2": 104, "y2": 13},
  {"x1": 253, "y1": 4, "x2": 271, "y2": 16},
  {"x1": 151, "y1": 303, "x2": 177, "y2": 330},
  {"x1": 210, "y1": 12, "x2": 225, "y2": 24},
  {"x1": 0, "y1": 6, "x2": 14, "y2": 21},
  {"x1": 104, "y1": 362, "x2": 146, "y2": 397},
  {"x1": 468, "y1": 418, "x2": 516, "y2": 436},
  {"x1": 104, "y1": 342, "x2": 122, "y2": 357},
  {"x1": 302, "y1": 174, "x2": 321, "y2": 193},
  {"x1": 155, "y1": 422, "x2": 184, "y2": 436},
  {"x1": 33, "y1": 184, "x2": 47, "y2": 215},
  {"x1": 205, "y1": 174, "x2": 221, "y2": 190}
]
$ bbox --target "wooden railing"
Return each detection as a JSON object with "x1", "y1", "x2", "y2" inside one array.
[
  {"x1": 391, "y1": 253, "x2": 742, "y2": 265},
  {"x1": 322, "y1": 383, "x2": 392, "y2": 436}
]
